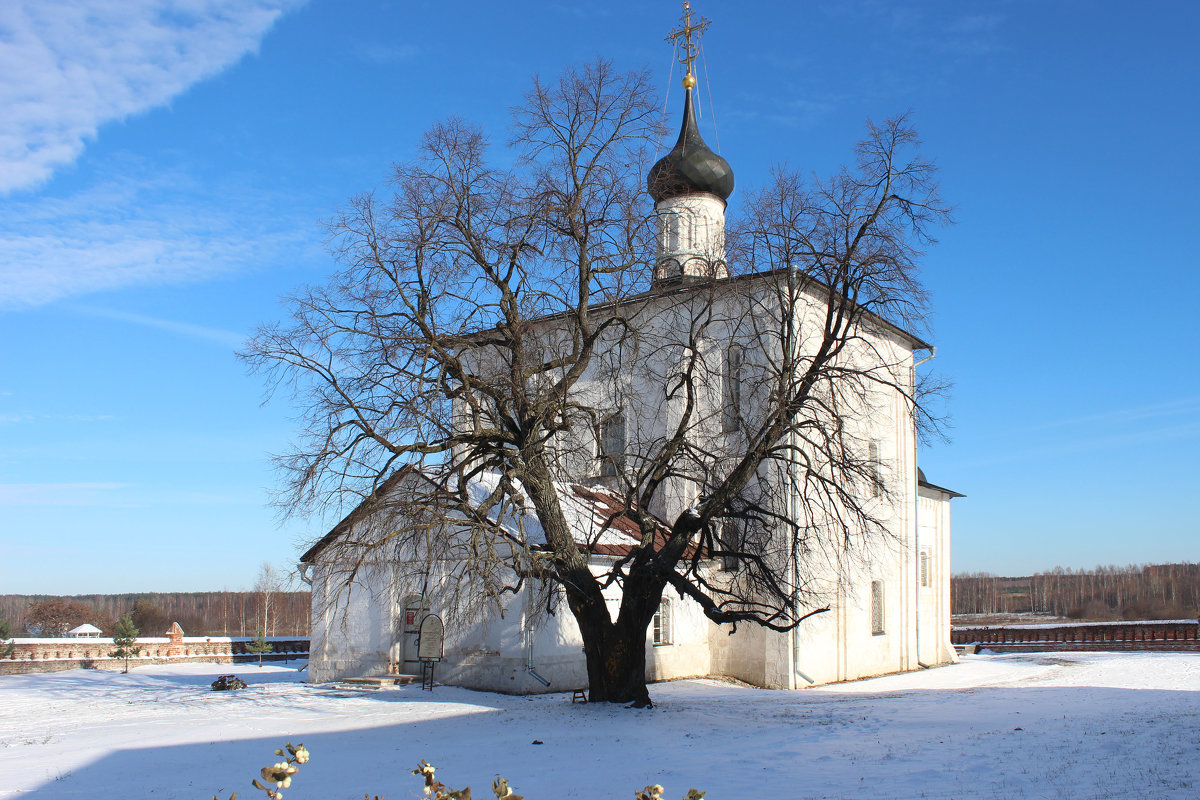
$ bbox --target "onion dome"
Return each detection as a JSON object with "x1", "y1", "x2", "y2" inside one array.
[{"x1": 647, "y1": 88, "x2": 734, "y2": 204}]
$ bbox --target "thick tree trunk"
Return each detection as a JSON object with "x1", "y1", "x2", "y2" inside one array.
[
  {"x1": 566, "y1": 511, "x2": 701, "y2": 707},
  {"x1": 575, "y1": 607, "x2": 653, "y2": 706},
  {"x1": 568, "y1": 568, "x2": 664, "y2": 707}
]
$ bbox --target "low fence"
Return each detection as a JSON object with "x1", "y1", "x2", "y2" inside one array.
[
  {"x1": 1, "y1": 635, "x2": 310, "y2": 676},
  {"x1": 951, "y1": 620, "x2": 1200, "y2": 653}
]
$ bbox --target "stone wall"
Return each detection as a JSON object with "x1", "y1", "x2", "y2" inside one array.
[
  {"x1": 951, "y1": 620, "x2": 1200, "y2": 652},
  {"x1": 0, "y1": 635, "x2": 309, "y2": 676}
]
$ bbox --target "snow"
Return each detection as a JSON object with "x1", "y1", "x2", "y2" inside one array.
[
  {"x1": 2, "y1": 652, "x2": 1198, "y2": 799},
  {"x1": 10, "y1": 636, "x2": 305, "y2": 644}
]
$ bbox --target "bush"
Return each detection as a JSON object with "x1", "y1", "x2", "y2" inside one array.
[
  {"x1": 1066, "y1": 599, "x2": 1113, "y2": 620},
  {"x1": 216, "y1": 743, "x2": 705, "y2": 800},
  {"x1": 211, "y1": 675, "x2": 248, "y2": 691}
]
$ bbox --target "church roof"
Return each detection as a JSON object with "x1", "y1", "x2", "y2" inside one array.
[
  {"x1": 647, "y1": 88, "x2": 734, "y2": 204},
  {"x1": 917, "y1": 467, "x2": 964, "y2": 498},
  {"x1": 454, "y1": 257, "x2": 932, "y2": 354},
  {"x1": 560, "y1": 483, "x2": 682, "y2": 557},
  {"x1": 587, "y1": 266, "x2": 935, "y2": 352},
  {"x1": 300, "y1": 471, "x2": 679, "y2": 564},
  {"x1": 299, "y1": 468, "x2": 412, "y2": 564}
]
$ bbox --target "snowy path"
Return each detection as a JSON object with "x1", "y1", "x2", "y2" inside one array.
[{"x1": 1, "y1": 652, "x2": 1197, "y2": 799}]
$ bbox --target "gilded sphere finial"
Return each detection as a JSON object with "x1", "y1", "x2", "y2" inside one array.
[{"x1": 682, "y1": 73, "x2": 697, "y2": 89}]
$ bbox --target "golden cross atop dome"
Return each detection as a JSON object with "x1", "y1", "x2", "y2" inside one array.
[{"x1": 666, "y1": 1, "x2": 710, "y2": 89}]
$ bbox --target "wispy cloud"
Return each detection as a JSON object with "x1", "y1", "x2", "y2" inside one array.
[
  {"x1": 943, "y1": 396, "x2": 1200, "y2": 471},
  {"x1": 0, "y1": 162, "x2": 319, "y2": 308},
  {"x1": 69, "y1": 305, "x2": 247, "y2": 348},
  {"x1": 1017, "y1": 396, "x2": 1200, "y2": 434},
  {"x1": 945, "y1": 420, "x2": 1200, "y2": 471},
  {"x1": 0, "y1": 482, "x2": 252, "y2": 507},
  {"x1": 940, "y1": 13, "x2": 1005, "y2": 57},
  {"x1": 358, "y1": 43, "x2": 420, "y2": 65},
  {"x1": 729, "y1": 96, "x2": 840, "y2": 132},
  {"x1": 0, "y1": 0, "x2": 304, "y2": 195},
  {"x1": 0, "y1": 412, "x2": 115, "y2": 425},
  {"x1": 0, "y1": 482, "x2": 132, "y2": 506}
]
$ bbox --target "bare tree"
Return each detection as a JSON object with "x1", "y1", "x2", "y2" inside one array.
[
  {"x1": 246, "y1": 58, "x2": 948, "y2": 705},
  {"x1": 254, "y1": 563, "x2": 284, "y2": 638}
]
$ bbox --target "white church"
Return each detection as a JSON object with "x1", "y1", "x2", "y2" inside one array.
[{"x1": 300, "y1": 13, "x2": 961, "y2": 694}]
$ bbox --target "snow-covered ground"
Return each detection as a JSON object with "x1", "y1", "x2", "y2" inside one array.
[{"x1": 2, "y1": 652, "x2": 1197, "y2": 799}]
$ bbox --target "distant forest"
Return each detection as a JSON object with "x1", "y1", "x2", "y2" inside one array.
[
  {"x1": 952, "y1": 563, "x2": 1200, "y2": 620},
  {"x1": 0, "y1": 591, "x2": 311, "y2": 637}
]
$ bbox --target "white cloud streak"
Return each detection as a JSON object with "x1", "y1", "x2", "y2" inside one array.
[
  {"x1": 69, "y1": 304, "x2": 247, "y2": 348},
  {"x1": 0, "y1": 163, "x2": 319, "y2": 308},
  {"x1": 0, "y1": 0, "x2": 303, "y2": 194},
  {"x1": 1018, "y1": 396, "x2": 1200, "y2": 433},
  {"x1": 0, "y1": 412, "x2": 115, "y2": 425},
  {"x1": 0, "y1": 482, "x2": 253, "y2": 507},
  {"x1": 0, "y1": 482, "x2": 132, "y2": 506}
]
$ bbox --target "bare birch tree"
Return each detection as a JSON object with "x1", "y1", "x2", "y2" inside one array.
[
  {"x1": 246, "y1": 58, "x2": 949, "y2": 705},
  {"x1": 254, "y1": 562, "x2": 284, "y2": 638}
]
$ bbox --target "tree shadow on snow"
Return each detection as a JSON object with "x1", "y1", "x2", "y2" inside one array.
[{"x1": 15, "y1": 674, "x2": 1200, "y2": 800}]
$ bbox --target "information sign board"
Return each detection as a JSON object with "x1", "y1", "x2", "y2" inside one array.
[{"x1": 417, "y1": 614, "x2": 444, "y2": 661}]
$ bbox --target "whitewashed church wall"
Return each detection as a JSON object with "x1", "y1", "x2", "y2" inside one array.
[
  {"x1": 308, "y1": 561, "x2": 395, "y2": 683},
  {"x1": 646, "y1": 588, "x2": 713, "y2": 682},
  {"x1": 790, "y1": 606, "x2": 842, "y2": 686},
  {"x1": 842, "y1": 544, "x2": 910, "y2": 681},
  {"x1": 310, "y1": 553, "x2": 718, "y2": 692},
  {"x1": 917, "y1": 488, "x2": 956, "y2": 667},
  {"x1": 708, "y1": 617, "x2": 768, "y2": 685},
  {"x1": 309, "y1": 273, "x2": 948, "y2": 692},
  {"x1": 784, "y1": 536, "x2": 910, "y2": 686}
]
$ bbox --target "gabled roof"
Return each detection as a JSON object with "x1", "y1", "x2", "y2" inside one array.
[
  {"x1": 918, "y1": 467, "x2": 965, "y2": 499},
  {"x1": 300, "y1": 472, "x2": 676, "y2": 564},
  {"x1": 299, "y1": 469, "x2": 412, "y2": 564},
  {"x1": 486, "y1": 265, "x2": 932, "y2": 354},
  {"x1": 560, "y1": 484, "x2": 679, "y2": 557}
]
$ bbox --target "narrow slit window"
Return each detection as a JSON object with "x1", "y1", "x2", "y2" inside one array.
[
  {"x1": 719, "y1": 519, "x2": 740, "y2": 572},
  {"x1": 868, "y1": 441, "x2": 883, "y2": 498},
  {"x1": 652, "y1": 600, "x2": 672, "y2": 645},
  {"x1": 871, "y1": 580, "x2": 885, "y2": 635},
  {"x1": 598, "y1": 413, "x2": 625, "y2": 477},
  {"x1": 723, "y1": 345, "x2": 743, "y2": 433}
]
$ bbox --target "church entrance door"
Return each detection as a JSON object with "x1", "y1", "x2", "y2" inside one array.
[{"x1": 395, "y1": 598, "x2": 428, "y2": 675}]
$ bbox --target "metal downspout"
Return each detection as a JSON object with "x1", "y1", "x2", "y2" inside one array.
[
  {"x1": 913, "y1": 347, "x2": 937, "y2": 669},
  {"x1": 524, "y1": 585, "x2": 551, "y2": 687},
  {"x1": 791, "y1": 428, "x2": 815, "y2": 687}
]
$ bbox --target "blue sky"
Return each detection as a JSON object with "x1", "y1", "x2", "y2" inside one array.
[{"x1": 2, "y1": 0, "x2": 1197, "y2": 594}]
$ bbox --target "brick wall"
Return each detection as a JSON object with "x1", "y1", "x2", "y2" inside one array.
[
  {"x1": 0, "y1": 634, "x2": 309, "y2": 676},
  {"x1": 951, "y1": 620, "x2": 1200, "y2": 652}
]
